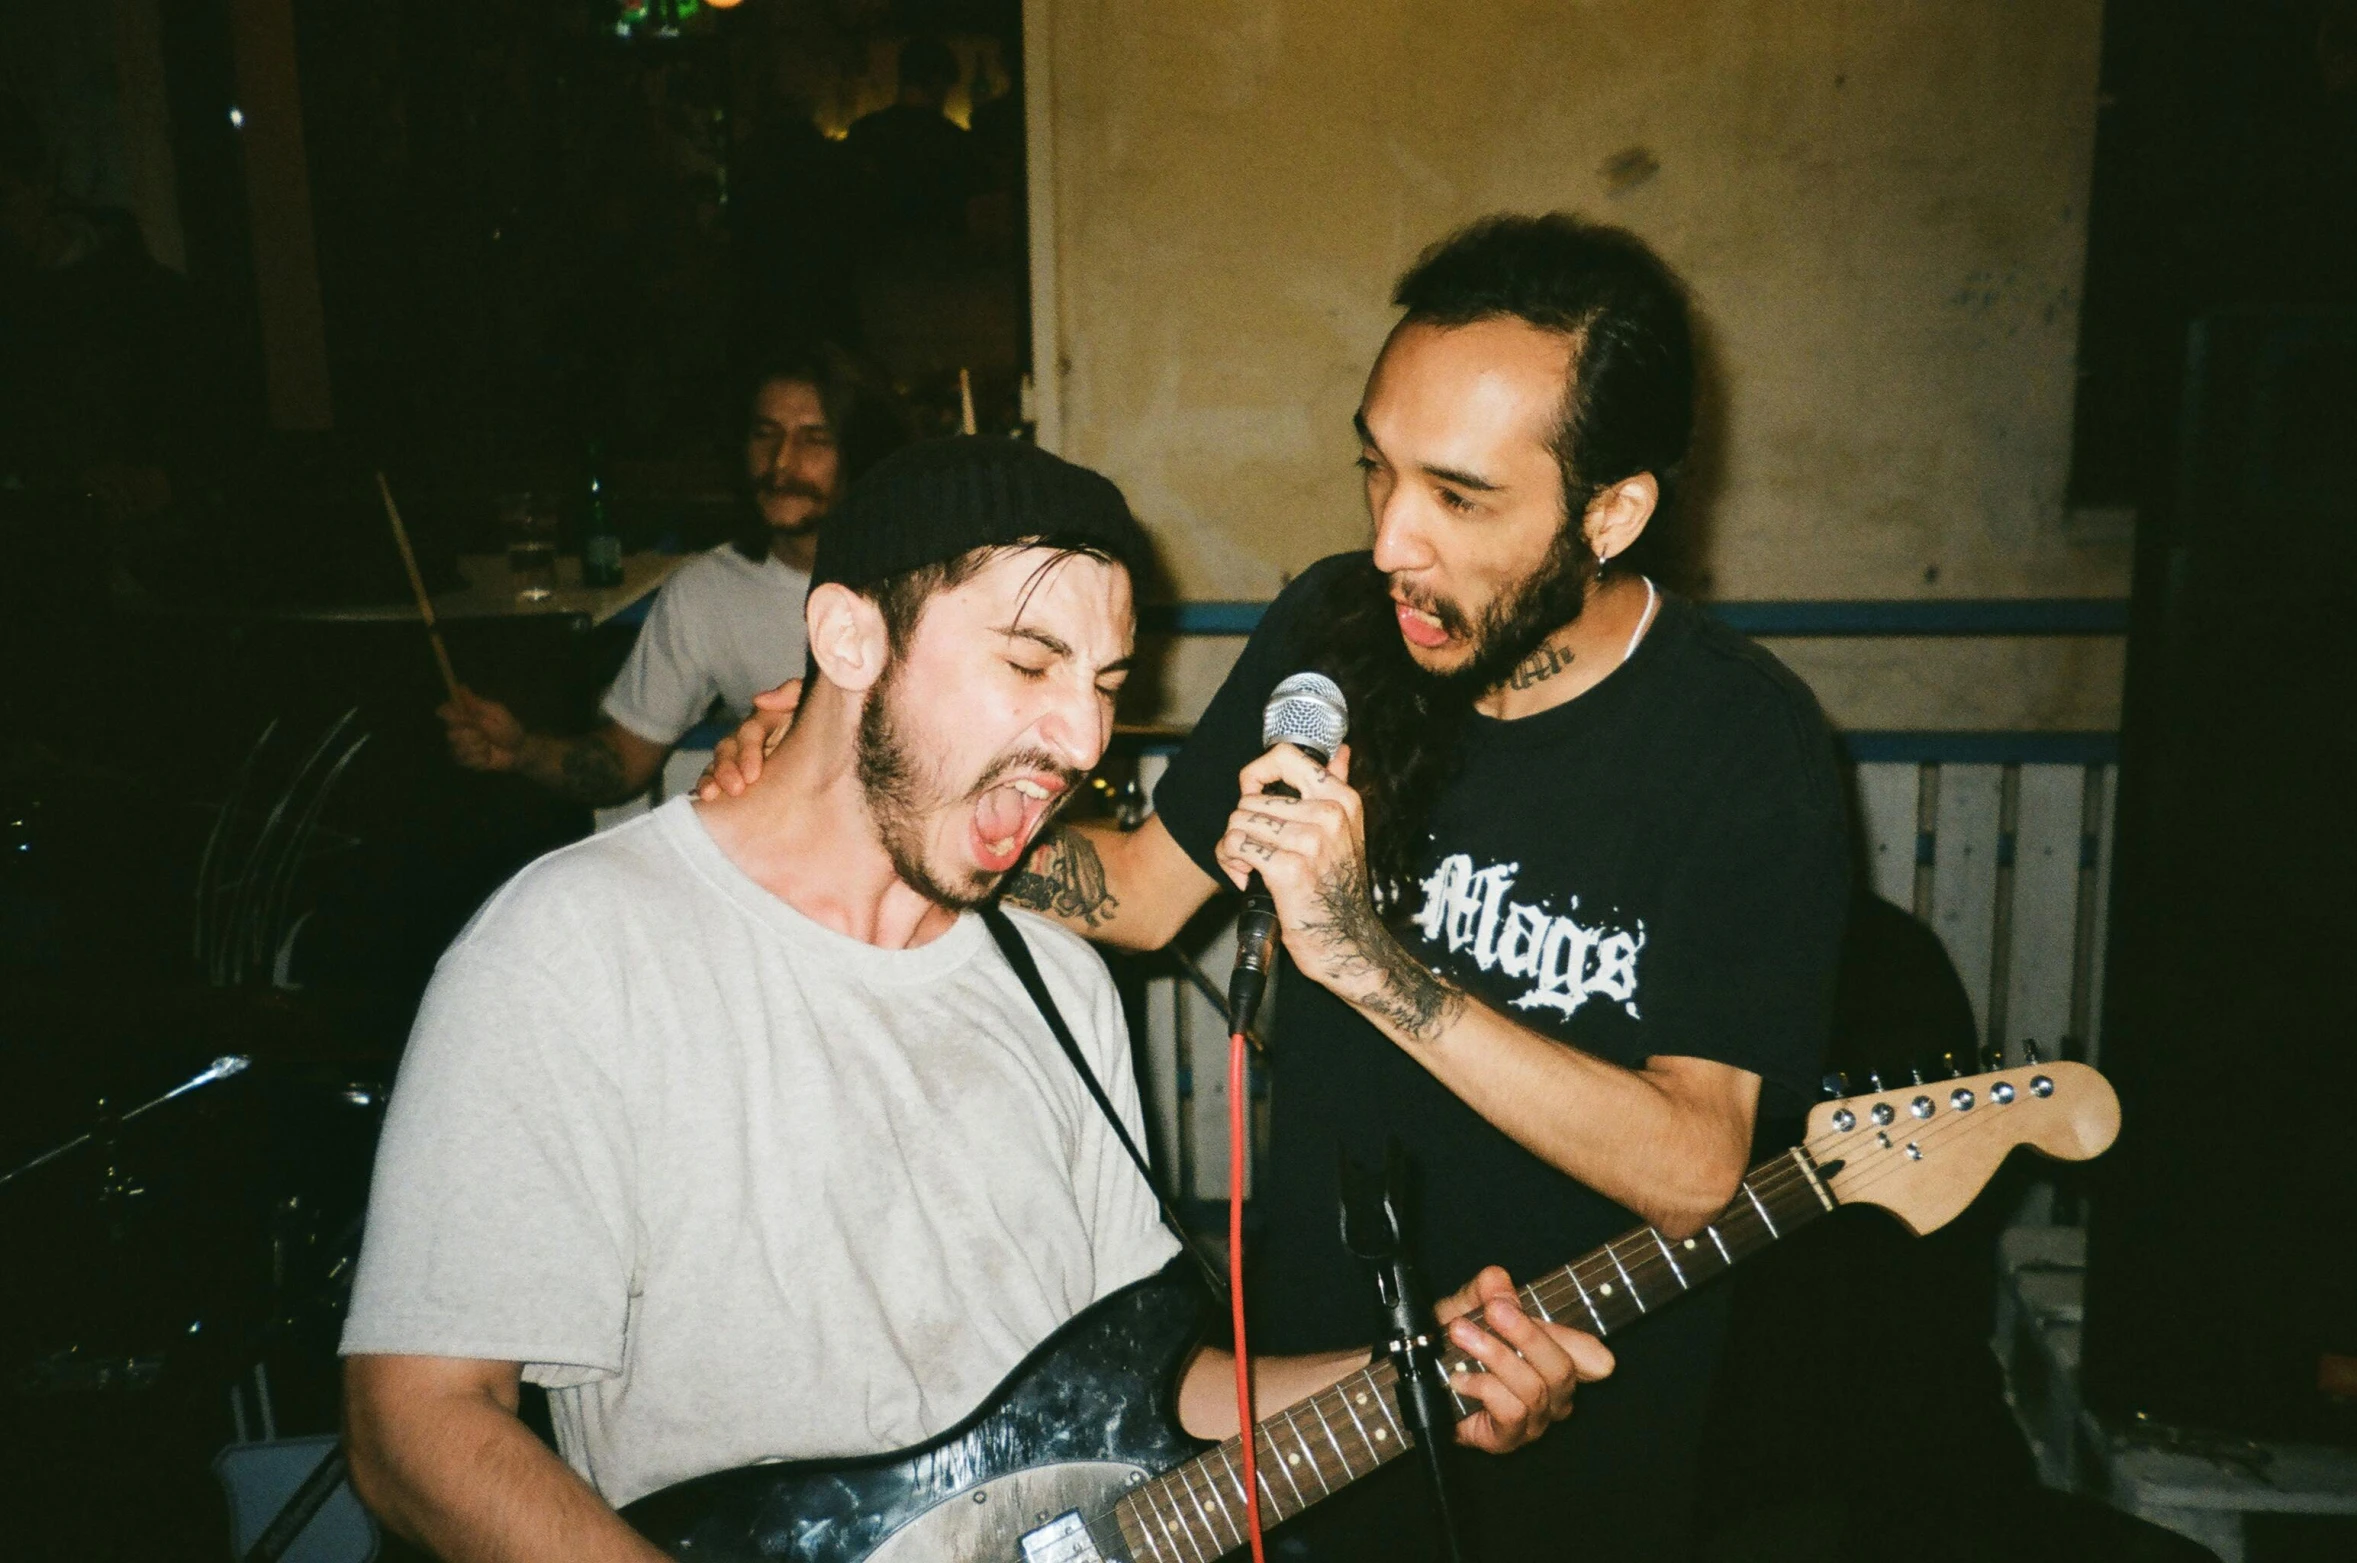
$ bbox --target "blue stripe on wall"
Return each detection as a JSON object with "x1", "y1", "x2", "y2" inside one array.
[
  {"x1": 1138, "y1": 598, "x2": 2132, "y2": 637},
  {"x1": 1106, "y1": 728, "x2": 2120, "y2": 766},
  {"x1": 1838, "y1": 731, "x2": 2119, "y2": 765}
]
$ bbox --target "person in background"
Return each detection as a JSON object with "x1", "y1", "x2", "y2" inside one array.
[
  {"x1": 0, "y1": 92, "x2": 216, "y2": 743},
  {"x1": 845, "y1": 36, "x2": 978, "y2": 249},
  {"x1": 0, "y1": 93, "x2": 208, "y2": 533},
  {"x1": 438, "y1": 343, "x2": 908, "y2": 807},
  {"x1": 732, "y1": 90, "x2": 859, "y2": 351}
]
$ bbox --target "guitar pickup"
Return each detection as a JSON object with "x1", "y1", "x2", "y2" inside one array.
[{"x1": 1020, "y1": 1510, "x2": 1106, "y2": 1563}]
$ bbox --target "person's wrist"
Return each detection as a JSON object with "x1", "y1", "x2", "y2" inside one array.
[
  {"x1": 492, "y1": 731, "x2": 544, "y2": 775},
  {"x1": 1344, "y1": 923, "x2": 1464, "y2": 1046}
]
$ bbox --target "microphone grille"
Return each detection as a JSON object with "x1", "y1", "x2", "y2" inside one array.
[{"x1": 1261, "y1": 672, "x2": 1350, "y2": 760}]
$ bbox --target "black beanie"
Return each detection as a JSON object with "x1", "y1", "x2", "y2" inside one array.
[{"x1": 809, "y1": 436, "x2": 1152, "y2": 595}]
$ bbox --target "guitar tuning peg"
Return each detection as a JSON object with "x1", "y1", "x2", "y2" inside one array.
[
  {"x1": 1979, "y1": 1040, "x2": 2003, "y2": 1071},
  {"x1": 1943, "y1": 1052, "x2": 1963, "y2": 1078},
  {"x1": 2023, "y1": 1038, "x2": 2042, "y2": 1065},
  {"x1": 1908, "y1": 1064, "x2": 1926, "y2": 1087},
  {"x1": 1820, "y1": 1071, "x2": 1849, "y2": 1100},
  {"x1": 1867, "y1": 1070, "x2": 1886, "y2": 1094}
]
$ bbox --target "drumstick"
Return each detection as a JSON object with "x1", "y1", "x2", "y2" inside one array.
[
  {"x1": 375, "y1": 470, "x2": 460, "y2": 702},
  {"x1": 959, "y1": 367, "x2": 977, "y2": 435}
]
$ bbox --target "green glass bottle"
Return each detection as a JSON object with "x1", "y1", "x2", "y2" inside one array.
[{"x1": 582, "y1": 439, "x2": 624, "y2": 588}]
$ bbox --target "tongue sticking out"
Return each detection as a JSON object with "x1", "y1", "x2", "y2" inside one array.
[
  {"x1": 1396, "y1": 600, "x2": 1452, "y2": 650},
  {"x1": 971, "y1": 783, "x2": 1043, "y2": 873}
]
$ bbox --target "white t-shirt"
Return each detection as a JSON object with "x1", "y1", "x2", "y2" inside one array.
[
  {"x1": 340, "y1": 799, "x2": 1178, "y2": 1508},
  {"x1": 601, "y1": 544, "x2": 810, "y2": 747}
]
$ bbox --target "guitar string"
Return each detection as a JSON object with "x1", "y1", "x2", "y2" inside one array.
[
  {"x1": 1117, "y1": 1359, "x2": 1402, "y2": 1551},
  {"x1": 1374, "y1": 1070, "x2": 2064, "y2": 1380},
  {"x1": 1798, "y1": 1085, "x2": 2047, "y2": 1208},
  {"x1": 1520, "y1": 1155, "x2": 1818, "y2": 1307},
  {"x1": 1511, "y1": 1089, "x2": 2048, "y2": 1349},
  {"x1": 1550, "y1": 1095, "x2": 2056, "y2": 1328},
  {"x1": 1104, "y1": 1080, "x2": 2070, "y2": 1556},
  {"x1": 1800, "y1": 1067, "x2": 2067, "y2": 1165},
  {"x1": 1532, "y1": 1097, "x2": 2034, "y2": 1317},
  {"x1": 1395, "y1": 1153, "x2": 1824, "y2": 1402},
  {"x1": 1120, "y1": 1153, "x2": 1830, "y2": 1558}
]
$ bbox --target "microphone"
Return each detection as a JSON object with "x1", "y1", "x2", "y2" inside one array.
[{"x1": 1228, "y1": 672, "x2": 1351, "y2": 1034}]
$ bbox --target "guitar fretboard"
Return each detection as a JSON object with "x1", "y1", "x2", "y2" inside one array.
[{"x1": 1105, "y1": 1147, "x2": 1836, "y2": 1563}]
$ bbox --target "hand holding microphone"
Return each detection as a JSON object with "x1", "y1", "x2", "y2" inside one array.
[{"x1": 1224, "y1": 672, "x2": 1352, "y2": 1033}]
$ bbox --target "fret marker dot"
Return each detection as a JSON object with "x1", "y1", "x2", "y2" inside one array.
[
  {"x1": 1288, "y1": 1454, "x2": 1301, "y2": 1466},
  {"x1": 1374, "y1": 1428, "x2": 1388, "y2": 1442},
  {"x1": 1599, "y1": 1282, "x2": 1614, "y2": 1296},
  {"x1": 1355, "y1": 1393, "x2": 1368, "y2": 1406},
  {"x1": 1683, "y1": 1238, "x2": 1697, "y2": 1249}
]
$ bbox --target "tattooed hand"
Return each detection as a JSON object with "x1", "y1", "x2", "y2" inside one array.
[
  {"x1": 1214, "y1": 743, "x2": 1465, "y2": 1044},
  {"x1": 1003, "y1": 826, "x2": 1122, "y2": 931}
]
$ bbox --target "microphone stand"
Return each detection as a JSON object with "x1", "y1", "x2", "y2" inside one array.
[{"x1": 1340, "y1": 1141, "x2": 1471, "y2": 1563}]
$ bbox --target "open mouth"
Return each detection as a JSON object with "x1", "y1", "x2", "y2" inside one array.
[
  {"x1": 1392, "y1": 595, "x2": 1455, "y2": 650},
  {"x1": 969, "y1": 775, "x2": 1066, "y2": 873}
]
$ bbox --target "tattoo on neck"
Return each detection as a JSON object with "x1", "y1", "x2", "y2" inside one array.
[
  {"x1": 1299, "y1": 857, "x2": 1465, "y2": 1044},
  {"x1": 1002, "y1": 826, "x2": 1122, "y2": 931},
  {"x1": 1505, "y1": 643, "x2": 1574, "y2": 691}
]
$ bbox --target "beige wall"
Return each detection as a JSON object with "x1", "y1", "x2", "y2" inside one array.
[{"x1": 1032, "y1": 0, "x2": 2124, "y2": 729}]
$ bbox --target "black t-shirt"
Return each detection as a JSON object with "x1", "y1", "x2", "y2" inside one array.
[{"x1": 1154, "y1": 554, "x2": 1849, "y2": 1556}]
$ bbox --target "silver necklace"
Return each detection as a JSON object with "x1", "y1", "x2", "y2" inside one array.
[{"x1": 1621, "y1": 576, "x2": 1659, "y2": 666}]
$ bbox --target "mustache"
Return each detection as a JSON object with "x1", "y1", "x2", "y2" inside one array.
[
  {"x1": 966, "y1": 748, "x2": 1084, "y2": 802},
  {"x1": 757, "y1": 477, "x2": 830, "y2": 503},
  {"x1": 1391, "y1": 577, "x2": 1473, "y2": 637}
]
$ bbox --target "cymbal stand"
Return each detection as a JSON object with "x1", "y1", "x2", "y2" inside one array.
[{"x1": 0, "y1": 1054, "x2": 252, "y2": 1191}]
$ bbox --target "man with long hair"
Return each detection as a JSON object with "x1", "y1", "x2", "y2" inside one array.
[
  {"x1": 711, "y1": 216, "x2": 1849, "y2": 1553},
  {"x1": 439, "y1": 343, "x2": 906, "y2": 805}
]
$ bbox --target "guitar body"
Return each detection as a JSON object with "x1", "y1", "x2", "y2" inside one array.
[{"x1": 619, "y1": 1264, "x2": 1208, "y2": 1562}]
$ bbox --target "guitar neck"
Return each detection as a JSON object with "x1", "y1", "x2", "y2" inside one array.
[{"x1": 1107, "y1": 1146, "x2": 1838, "y2": 1562}]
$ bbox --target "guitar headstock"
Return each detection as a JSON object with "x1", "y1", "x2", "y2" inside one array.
[{"x1": 1807, "y1": 1059, "x2": 2119, "y2": 1235}]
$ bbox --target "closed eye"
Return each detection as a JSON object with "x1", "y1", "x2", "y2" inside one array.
[{"x1": 1005, "y1": 659, "x2": 1051, "y2": 681}]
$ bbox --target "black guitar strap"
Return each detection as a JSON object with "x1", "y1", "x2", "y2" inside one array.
[{"x1": 979, "y1": 903, "x2": 1228, "y2": 1302}]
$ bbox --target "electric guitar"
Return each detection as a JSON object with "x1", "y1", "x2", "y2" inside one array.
[{"x1": 621, "y1": 1060, "x2": 2120, "y2": 1561}]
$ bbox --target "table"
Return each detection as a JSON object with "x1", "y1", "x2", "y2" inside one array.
[{"x1": 282, "y1": 551, "x2": 683, "y2": 628}]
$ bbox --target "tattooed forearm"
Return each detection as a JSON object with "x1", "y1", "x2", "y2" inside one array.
[
  {"x1": 552, "y1": 733, "x2": 632, "y2": 806},
  {"x1": 1003, "y1": 825, "x2": 1123, "y2": 931},
  {"x1": 1504, "y1": 643, "x2": 1574, "y2": 691},
  {"x1": 1299, "y1": 857, "x2": 1466, "y2": 1044}
]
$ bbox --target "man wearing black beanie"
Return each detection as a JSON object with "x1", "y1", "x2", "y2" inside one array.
[{"x1": 335, "y1": 437, "x2": 1594, "y2": 1560}]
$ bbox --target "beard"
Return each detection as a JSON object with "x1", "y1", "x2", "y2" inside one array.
[
  {"x1": 855, "y1": 659, "x2": 1079, "y2": 910},
  {"x1": 1310, "y1": 525, "x2": 1598, "y2": 905},
  {"x1": 1411, "y1": 523, "x2": 1598, "y2": 703}
]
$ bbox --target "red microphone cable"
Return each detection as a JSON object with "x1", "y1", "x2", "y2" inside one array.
[{"x1": 1229, "y1": 1029, "x2": 1268, "y2": 1563}]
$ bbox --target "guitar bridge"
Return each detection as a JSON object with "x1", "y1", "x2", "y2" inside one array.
[{"x1": 1019, "y1": 1510, "x2": 1105, "y2": 1563}]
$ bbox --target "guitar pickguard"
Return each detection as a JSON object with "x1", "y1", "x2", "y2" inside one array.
[
  {"x1": 865, "y1": 1462, "x2": 1141, "y2": 1562},
  {"x1": 621, "y1": 1264, "x2": 1209, "y2": 1562}
]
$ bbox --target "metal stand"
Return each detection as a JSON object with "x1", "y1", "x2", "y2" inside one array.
[
  {"x1": 0, "y1": 1054, "x2": 251, "y2": 1190},
  {"x1": 1340, "y1": 1143, "x2": 1471, "y2": 1563}
]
